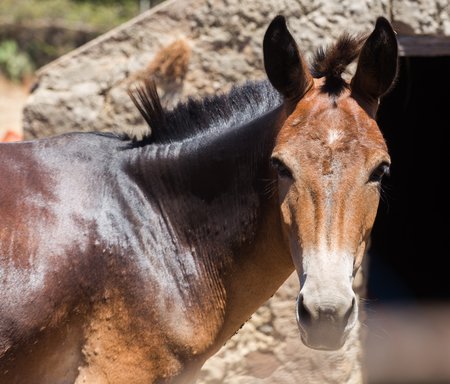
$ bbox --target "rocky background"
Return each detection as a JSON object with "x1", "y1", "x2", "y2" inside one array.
[
  {"x1": 20, "y1": 0, "x2": 384, "y2": 138},
  {"x1": 24, "y1": 0, "x2": 450, "y2": 140},
  {"x1": 21, "y1": 0, "x2": 450, "y2": 382}
]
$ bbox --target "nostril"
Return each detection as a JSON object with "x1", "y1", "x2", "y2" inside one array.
[
  {"x1": 296, "y1": 294, "x2": 312, "y2": 326},
  {"x1": 343, "y1": 296, "x2": 356, "y2": 323}
]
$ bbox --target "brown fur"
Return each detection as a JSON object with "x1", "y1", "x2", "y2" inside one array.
[
  {"x1": 131, "y1": 39, "x2": 191, "y2": 85},
  {"x1": 148, "y1": 39, "x2": 191, "y2": 82},
  {"x1": 265, "y1": 15, "x2": 397, "y2": 350},
  {"x1": 274, "y1": 78, "x2": 389, "y2": 257}
]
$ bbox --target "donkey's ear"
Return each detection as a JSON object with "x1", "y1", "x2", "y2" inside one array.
[
  {"x1": 351, "y1": 17, "x2": 398, "y2": 106},
  {"x1": 263, "y1": 16, "x2": 312, "y2": 100}
]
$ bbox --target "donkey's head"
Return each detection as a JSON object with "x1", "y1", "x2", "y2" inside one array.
[{"x1": 264, "y1": 16, "x2": 397, "y2": 350}]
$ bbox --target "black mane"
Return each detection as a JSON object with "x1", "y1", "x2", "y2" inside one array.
[
  {"x1": 310, "y1": 33, "x2": 366, "y2": 95},
  {"x1": 128, "y1": 79, "x2": 282, "y2": 147},
  {"x1": 125, "y1": 78, "x2": 285, "y2": 259}
]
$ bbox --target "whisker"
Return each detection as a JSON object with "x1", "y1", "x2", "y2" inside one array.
[
  {"x1": 379, "y1": 181, "x2": 394, "y2": 212},
  {"x1": 262, "y1": 179, "x2": 278, "y2": 198},
  {"x1": 367, "y1": 324, "x2": 391, "y2": 341},
  {"x1": 359, "y1": 297, "x2": 379, "y2": 304}
]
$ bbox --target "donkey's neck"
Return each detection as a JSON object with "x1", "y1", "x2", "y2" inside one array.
[
  {"x1": 138, "y1": 104, "x2": 285, "y2": 252},
  {"x1": 133, "y1": 104, "x2": 293, "y2": 354}
]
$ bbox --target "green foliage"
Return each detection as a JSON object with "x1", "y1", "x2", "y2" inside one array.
[
  {"x1": 0, "y1": 0, "x2": 140, "y2": 31},
  {"x1": 0, "y1": 0, "x2": 167, "y2": 80},
  {"x1": 72, "y1": 0, "x2": 138, "y2": 4},
  {"x1": 0, "y1": 40, "x2": 34, "y2": 82}
]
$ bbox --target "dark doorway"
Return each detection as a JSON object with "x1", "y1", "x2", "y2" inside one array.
[{"x1": 368, "y1": 56, "x2": 449, "y2": 301}]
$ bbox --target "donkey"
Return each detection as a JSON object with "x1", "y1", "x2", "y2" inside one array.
[{"x1": 0, "y1": 16, "x2": 397, "y2": 383}]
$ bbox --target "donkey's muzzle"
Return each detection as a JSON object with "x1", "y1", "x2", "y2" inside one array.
[{"x1": 296, "y1": 292, "x2": 357, "y2": 350}]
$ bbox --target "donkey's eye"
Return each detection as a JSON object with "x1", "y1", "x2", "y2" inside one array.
[
  {"x1": 369, "y1": 162, "x2": 390, "y2": 183},
  {"x1": 271, "y1": 157, "x2": 294, "y2": 179}
]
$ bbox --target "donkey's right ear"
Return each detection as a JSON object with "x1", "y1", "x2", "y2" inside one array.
[
  {"x1": 351, "y1": 17, "x2": 398, "y2": 112},
  {"x1": 263, "y1": 16, "x2": 312, "y2": 100}
]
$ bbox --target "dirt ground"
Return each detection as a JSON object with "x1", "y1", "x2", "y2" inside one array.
[{"x1": 0, "y1": 74, "x2": 29, "y2": 141}]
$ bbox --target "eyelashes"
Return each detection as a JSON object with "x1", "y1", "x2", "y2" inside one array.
[
  {"x1": 368, "y1": 162, "x2": 390, "y2": 183},
  {"x1": 271, "y1": 157, "x2": 294, "y2": 180}
]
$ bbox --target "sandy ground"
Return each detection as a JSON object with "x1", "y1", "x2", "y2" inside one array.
[{"x1": 0, "y1": 74, "x2": 29, "y2": 140}]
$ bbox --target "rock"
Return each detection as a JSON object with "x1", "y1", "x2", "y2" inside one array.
[
  {"x1": 24, "y1": 0, "x2": 392, "y2": 140},
  {"x1": 392, "y1": 0, "x2": 448, "y2": 35}
]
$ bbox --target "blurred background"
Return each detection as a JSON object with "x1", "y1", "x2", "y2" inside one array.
[{"x1": 1, "y1": 0, "x2": 449, "y2": 383}]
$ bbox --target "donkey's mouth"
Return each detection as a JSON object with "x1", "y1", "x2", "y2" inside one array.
[{"x1": 299, "y1": 327, "x2": 349, "y2": 351}]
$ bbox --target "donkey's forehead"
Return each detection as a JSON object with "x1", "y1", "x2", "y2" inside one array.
[{"x1": 276, "y1": 83, "x2": 387, "y2": 153}]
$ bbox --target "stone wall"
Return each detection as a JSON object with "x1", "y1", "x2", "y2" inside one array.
[
  {"x1": 21, "y1": 0, "x2": 449, "y2": 382},
  {"x1": 392, "y1": 0, "x2": 450, "y2": 35},
  {"x1": 24, "y1": 0, "x2": 393, "y2": 139},
  {"x1": 23, "y1": 0, "x2": 450, "y2": 139}
]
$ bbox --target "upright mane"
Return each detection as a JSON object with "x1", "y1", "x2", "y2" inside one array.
[
  {"x1": 128, "y1": 79, "x2": 283, "y2": 146},
  {"x1": 310, "y1": 33, "x2": 366, "y2": 95}
]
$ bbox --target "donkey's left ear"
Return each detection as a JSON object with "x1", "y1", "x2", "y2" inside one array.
[
  {"x1": 263, "y1": 16, "x2": 312, "y2": 100},
  {"x1": 351, "y1": 17, "x2": 398, "y2": 108}
]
